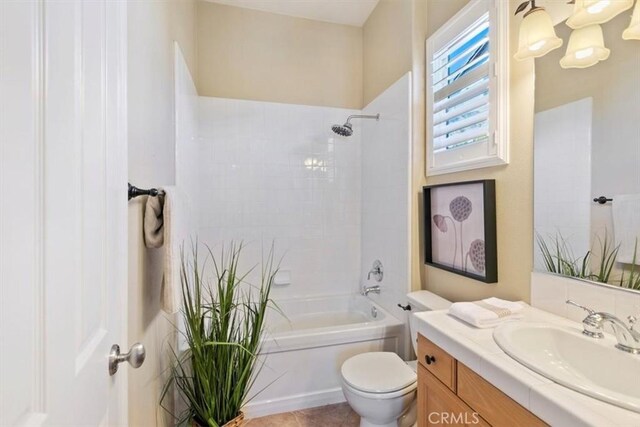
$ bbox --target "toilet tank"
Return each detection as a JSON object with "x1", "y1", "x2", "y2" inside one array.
[{"x1": 406, "y1": 291, "x2": 451, "y2": 356}]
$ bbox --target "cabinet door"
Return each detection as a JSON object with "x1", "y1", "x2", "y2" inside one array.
[
  {"x1": 418, "y1": 364, "x2": 490, "y2": 427},
  {"x1": 457, "y1": 363, "x2": 547, "y2": 427},
  {"x1": 418, "y1": 335, "x2": 457, "y2": 391}
]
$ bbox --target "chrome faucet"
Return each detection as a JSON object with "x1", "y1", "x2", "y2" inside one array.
[
  {"x1": 362, "y1": 284, "x2": 381, "y2": 296},
  {"x1": 367, "y1": 260, "x2": 383, "y2": 282},
  {"x1": 566, "y1": 300, "x2": 640, "y2": 354}
]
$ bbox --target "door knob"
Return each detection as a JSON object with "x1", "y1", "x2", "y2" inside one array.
[{"x1": 109, "y1": 342, "x2": 146, "y2": 376}]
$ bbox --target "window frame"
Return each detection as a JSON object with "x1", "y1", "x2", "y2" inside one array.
[{"x1": 425, "y1": 0, "x2": 510, "y2": 176}]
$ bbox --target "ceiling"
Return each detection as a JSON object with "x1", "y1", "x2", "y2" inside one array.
[{"x1": 203, "y1": 0, "x2": 380, "y2": 27}]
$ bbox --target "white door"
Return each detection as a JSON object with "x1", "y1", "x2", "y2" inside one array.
[{"x1": 1, "y1": 0, "x2": 129, "y2": 425}]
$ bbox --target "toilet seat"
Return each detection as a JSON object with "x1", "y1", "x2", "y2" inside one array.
[
  {"x1": 341, "y1": 352, "x2": 417, "y2": 396},
  {"x1": 342, "y1": 376, "x2": 417, "y2": 400}
]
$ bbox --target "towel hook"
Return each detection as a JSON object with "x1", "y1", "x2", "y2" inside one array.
[{"x1": 128, "y1": 183, "x2": 163, "y2": 201}]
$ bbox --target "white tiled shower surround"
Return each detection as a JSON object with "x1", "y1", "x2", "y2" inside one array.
[
  {"x1": 197, "y1": 73, "x2": 412, "y2": 314},
  {"x1": 197, "y1": 98, "x2": 362, "y2": 299},
  {"x1": 175, "y1": 43, "x2": 199, "y2": 235},
  {"x1": 360, "y1": 73, "x2": 412, "y2": 350}
]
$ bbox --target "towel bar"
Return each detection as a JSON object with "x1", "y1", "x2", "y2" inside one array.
[
  {"x1": 128, "y1": 183, "x2": 163, "y2": 201},
  {"x1": 593, "y1": 196, "x2": 613, "y2": 205}
]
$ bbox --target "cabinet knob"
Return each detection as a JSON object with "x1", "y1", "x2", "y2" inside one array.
[{"x1": 425, "y1": 354, "x2": 436, "y2": 365}]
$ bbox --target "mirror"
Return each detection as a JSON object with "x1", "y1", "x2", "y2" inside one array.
[{"x1": 533, "y1": 11, "x2": 640, "y2": 291}]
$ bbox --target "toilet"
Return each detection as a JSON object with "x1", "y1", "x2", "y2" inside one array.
[{"x1": 340, "y1": 291, "x2": 451, "y2": 427}]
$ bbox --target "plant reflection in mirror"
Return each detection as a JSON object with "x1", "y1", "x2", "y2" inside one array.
[
  {"x1": 536, "y1": 231, "x2": 640, "y2": 289},
  {"x1": 620, "y1": 242, "x2": 640, "y2": 290}
]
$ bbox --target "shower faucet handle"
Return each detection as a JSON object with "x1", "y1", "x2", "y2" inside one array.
[{"x1": 367, "y1": 260, "x2": 383, "y2": 282}]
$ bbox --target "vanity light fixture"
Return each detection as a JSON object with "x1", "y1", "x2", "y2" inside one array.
[
  {"x1": 623, "y1": 0, "x2": 640, "y2": 40},
  {"x1": 514, "y1": 0, "x2": 563, "y2": 60},
  {"x1": 560, "y1": 24, "x2": 611, "y2": 68},
  {"x1": 567, "y1": 0, "x2": 634, "y2": 29}
]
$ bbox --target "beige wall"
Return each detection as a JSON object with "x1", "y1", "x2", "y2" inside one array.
[
  {"x1": 414, "y1": 0, "x2": 536, "y2": 303},
  {"x1": 360, "y1": 0, "x2": 534, "y2": 303},
  {"x1": 127, "y1": 0, "x2": 197, "y2": 425},
  {"x1": 362, "y1": 0, "x2": 413, "y2": 106},
  {"x1": 425, "y1": 0, "x2": 471, "y2": 38},
  {"x1": 196, "y1": 1, "x2": 363, "y2": 109},
  {"x1": 409, "y1": 0, "x2": 427, "y2": 293}
]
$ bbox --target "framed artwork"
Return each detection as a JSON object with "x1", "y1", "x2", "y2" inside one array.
[{"x1": 423, "y1": 180, "x2": 497, "y2": 283}]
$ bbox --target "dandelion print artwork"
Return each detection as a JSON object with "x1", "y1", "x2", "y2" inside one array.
[
  {"x1": 425, "y1": 180, "x2": 497, "y2": 283},
  {"x1": 468, "y1": 239, "x2": 486, "y2": 273}
]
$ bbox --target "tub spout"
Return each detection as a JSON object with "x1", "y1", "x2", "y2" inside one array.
[{"x1": 362, "y1": 285, "x2": 380, "y2": 296}]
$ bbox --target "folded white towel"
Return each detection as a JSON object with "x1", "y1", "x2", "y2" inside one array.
[
  {"x1": 448, "y1": 297, "x2": 525, "y2": 328},
  {"x1": 612, "y1": 194, "x2": 640, "y2": 265}
]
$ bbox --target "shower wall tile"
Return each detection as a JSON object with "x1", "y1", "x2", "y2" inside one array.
[
  {"x1": 175, "y1": 43, "x2": 199, "y2": 237},
  {"x1": 198, "y1": 97, "x2": 361, "y2": 300},
  {"x1": 534, "y1": 99, "x2": 592, "y2": 270},
  {"x1": 360, "y1": 72, "x2": 412, "y2": 355}
]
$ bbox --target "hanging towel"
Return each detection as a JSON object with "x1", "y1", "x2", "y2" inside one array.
[
  {"x1": 144, "y1": 194, "x2": 165, "y2": 248},
  {"x1": 448, "y1": 297, "x2": 525, "y2": 328},
  {"x1": 161, "y1": 186, "x2": 190, "y2": 314},
  {"x1": 612, "y1": 194, "x2": 640, "y2": 265},
  {"x1": 142, "y1": 187, "x2": 188, "y2": 313}
]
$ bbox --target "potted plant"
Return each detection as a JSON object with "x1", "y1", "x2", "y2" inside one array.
[{"x1": 161, "y1": 243, "x2": 278, "y2": 426}]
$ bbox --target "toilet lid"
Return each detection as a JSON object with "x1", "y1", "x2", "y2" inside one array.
[{"x1": 341, "y1": 352, "x2": 416, "y2": 393}]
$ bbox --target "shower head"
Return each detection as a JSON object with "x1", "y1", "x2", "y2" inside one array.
[
  {"x1": 331, "y1": 122, "x2": 353, "y2": 137},
  {"x1": 331, "y1": 114, "x2": 380, "y2": 137}
]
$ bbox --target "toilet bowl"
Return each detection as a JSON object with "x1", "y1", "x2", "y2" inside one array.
[
  {"x1": 340, "y1": 291, "x2": 451, "y2": 427},
  {"x1": 341, "y1": 352, "x2": 417, "y2": 427}
]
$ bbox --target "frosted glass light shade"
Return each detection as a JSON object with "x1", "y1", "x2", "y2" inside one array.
[
  {"x1": 623, "y1": 0, "x2": 640, "y2": 40},
  {"x1": 514, "y1": 8, "x2": 563, "y2": 61},
  {"x1": 567, "y1": 0, "x2": 634, "y2": 29},
  {"x1": 560, "y1": 25, "x2": 611, "y2": 68}
]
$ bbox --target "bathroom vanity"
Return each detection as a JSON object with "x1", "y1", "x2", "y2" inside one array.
[
  {"x1": 416, "y1": 334, "x2": 545, "y2": 426},
  {"x1": 414, "y1": 305, "x2": 640, "y2": 427}
]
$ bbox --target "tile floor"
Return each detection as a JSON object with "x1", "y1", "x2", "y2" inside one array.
[{"x1": 245, "y1": 403, "x2": 360, "y2": 426}]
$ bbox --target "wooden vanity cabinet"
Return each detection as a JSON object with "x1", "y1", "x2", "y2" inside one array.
[{"x1": 417, "y1": 334, "x2": 547, "y2": 427}]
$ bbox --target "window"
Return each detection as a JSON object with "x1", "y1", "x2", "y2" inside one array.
[{"x1": 426, "y1": 0, "x2": 509, "y2": 176}]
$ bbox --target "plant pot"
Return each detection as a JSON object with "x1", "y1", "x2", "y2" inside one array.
[
  {"x1": 192, "y1": 412, "x2": 244, "y2": 427},
  {"x1": 223, "y1": 412, "x2": 244, "y2": 427}
]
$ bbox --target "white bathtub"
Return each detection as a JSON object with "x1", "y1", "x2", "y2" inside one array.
[{"x1": 244, "y1": 294, "x2": 405, "y2": 418}]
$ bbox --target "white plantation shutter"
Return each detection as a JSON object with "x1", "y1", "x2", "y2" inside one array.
[
  {"x1": 432, "y1": 12, "x2": 490, "y2": 152},
  {"x1": 426, "y1": 0, "x2": 509, "y2": 176}
]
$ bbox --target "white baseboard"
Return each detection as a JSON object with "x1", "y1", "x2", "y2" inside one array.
[{"x1": 243, "y1": 388, "x2": 346, "y2": 419}]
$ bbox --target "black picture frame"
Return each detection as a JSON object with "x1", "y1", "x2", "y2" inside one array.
[{"x1": 423, "y1": 179, "x2": 497, "y2": 283}]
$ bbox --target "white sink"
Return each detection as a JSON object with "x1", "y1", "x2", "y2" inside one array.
[{"x1": 493, "y1": 322, "x2": 640, "y2": 413}]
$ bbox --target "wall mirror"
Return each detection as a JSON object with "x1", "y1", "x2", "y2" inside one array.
[{"x1": 533, "y1": 7, "x2": 640, "y2": 292}]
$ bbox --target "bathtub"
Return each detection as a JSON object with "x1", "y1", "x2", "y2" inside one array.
[{"x1": 244, "y1": 294, "x2": 405, "y2": 418}]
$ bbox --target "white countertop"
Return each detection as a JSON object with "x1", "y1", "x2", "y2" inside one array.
[{"x1": 414, "y1": 306, "x2": 640, "y2": 427}]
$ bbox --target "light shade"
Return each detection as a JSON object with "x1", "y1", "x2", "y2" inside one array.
[
  {"x1": 623, "y1": 0, "x2": 640, "y2": 40},
  {"x1": 560, "y1": 25, "x2": 611, "y2": 68},
  {"x1": 567, "y1": 0, "x2": 635, "y2": 29},
  {"x1": 514, "y1": 8, "x2": 563, "y2": 61}
]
